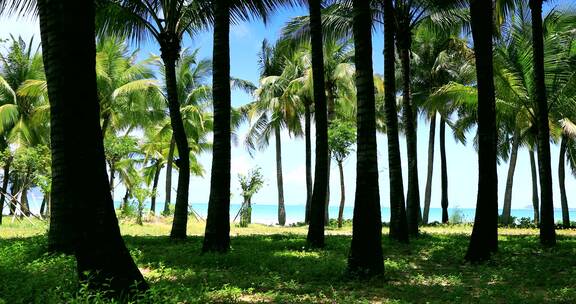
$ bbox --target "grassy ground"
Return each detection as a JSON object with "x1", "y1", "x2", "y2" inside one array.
[{"x1": 1, "y1": 216, "x2": 576, "y2": 303}]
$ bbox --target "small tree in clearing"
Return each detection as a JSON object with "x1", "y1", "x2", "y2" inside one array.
[
  {"x1": 328, "y1": 120, "x2": 356, "y2": 228},
  {"x1": 238, "y1": 167, "x2": 265, "y2": 227}
]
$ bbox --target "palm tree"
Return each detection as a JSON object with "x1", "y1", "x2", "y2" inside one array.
[
  {"x1": 465, "y1": 0, "x2": 499, "y2": 263},
  {"x1": 347, "y1": 0, "x2": 384, "y2": 277},
  {"x1": 33, "y1": 0, "x2": 147, "y2": 293}
]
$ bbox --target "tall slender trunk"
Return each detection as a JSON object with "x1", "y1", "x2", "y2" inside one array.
[
  {"x1": 108, "y1": 161, "x2": 115, "y2": 198},
  {"x1": 465, "y1": 0, "x2": 499, "y2": 263},
  {"x1": 347, "y1": 0, "x2": 384, "y2": 277},
  {"x1": 423, "y1": 113, "x2": 436, "y2": 224},
  {"x1": 530, "y1": 148, "x2": 540, "y2": 224},
  {"x1": 203, "y1": 0, "x2": 231, "y2": 253},
  {"x1": 9, "y1": 181, "x2": 16, "y2": 215},
  {"x1": 20, "y1": 185, "x2": 30, "y2": 216},
  {"x1": 530, "y1": 0, "x2": 556, "y2": 246},
  {"x1": 502, "y1": 130, "x2": 520, "y2": 225},
  {"x1": 337, "y1": 160, "x2": 345, "y2": 228},
  {"x1": 150, "y1": 161, "x2": 162, "y2": 215},
  {"x1": 0, "y1": 160, "x2": 10, "y2": 225},
  {"x1": 306, "y1": 0, "x2": 329, "y2": 248},
  {"x1": 40, "y1": 194, "x2": 47, "y2": 216},
  {"x1": 325, "y1": 86, "x2": 336, "y2": 224},
  {"x1": 304, "y1": 100, "x2": 313, "y2": 223},
  {"x1": 162, "y1": 41, "x2": 191, "y2": 240},
  {"x1": 39, "y1": 0, "x2": 146, "y2": 293},
  {"x1": 558, "y1": 135, "x2": 570, "y2": 227},
  {"x1": 122, "y1": 188, "x2": 130, "y2": 211},
  {"x1": 399, "y1": 42, "x2": 420, "y2": 237},
  {"x1": 440, "y1": 118, "x2": 449, "y2": 223},
  {"x1": 384, "y1": 0, "x2": 408, "y2": 244},
  {"x1": 163, "y1": 136, "x2": 175, "y2": 215},
  {"x1": 275, "y1": 126, "x2": 286, "y2": 226}
]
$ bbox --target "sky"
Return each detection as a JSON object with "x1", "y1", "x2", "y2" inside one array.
[{"x1": 0, "y1": 1, "x2": 574, "y2": 212}]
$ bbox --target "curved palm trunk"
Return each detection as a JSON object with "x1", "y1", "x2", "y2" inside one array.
[
  {"x1": 530, "y1": 148, "x2": 540, "y2": 224},
  {"x1": 164, "y1": 51, "x2": 191, "y2": 240},
  {"x1": 39, "y1": 0, "x2": 146, "y2": 293},
  {"x1": 558, "y1": 135, "x2": 570, "y2": 227},
  {"x1": 0, "y1": 160, "x2": 10, "y2": 225},
  {"x1": 422, "y1": 113, "x2": 436, "y2": 224},
  {"x1": 150, "y1": 161, "x2": 162, "y2": 215},
  {"x1": 530, "y1": 0, "x2": 556, "y2": 246},
  {"x1": 163, "y1": 136, "x2": 175, "y2": 215},
  {"x1": 306, "y1": 0, "x2": 329, "y2": 248},
  {"x1": 347, "y1": 0, "x2": 384, "y2": 277},
  {"x1": 400, "y1": 43, "x2": 420, "y2": 237},
  {"x1": 383, "y1": 0, "x2": 408, "y2": 244},
  {"x1": 465, "y1": 0, "x2": 499, "y2": 263},
  {"x1": 304, "y1": 100, "x2": 313, "y2": 223},
  {"x1": 275, "y1": 126, "x2": 286, "y2": 226},
  {"x1": 203, "y1": 0, "x2": 231, "y2": 253},
  {"x1": 502, "y1": 130, "x2": 520, "y2": 225},
  {"x1": 440, "y1": 118, "x2": 449, "y2": 223},
  {"x1": 337, "y1": 160, "x2": 345, "y2": 228}
]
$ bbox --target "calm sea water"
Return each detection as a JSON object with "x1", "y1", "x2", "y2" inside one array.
[{"x1": 6, "y1": 200, "x2": 575, "y2": 225}]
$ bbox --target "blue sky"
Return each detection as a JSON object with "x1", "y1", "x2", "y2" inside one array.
[{"x1": 0, "y1": 1, "x2": 574, "y2": 212}]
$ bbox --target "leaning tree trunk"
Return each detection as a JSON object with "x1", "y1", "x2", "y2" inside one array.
[
  {"x1": 383, "y1": 0, "x2": 408, "y2": 244},
  {"x1": 347, "y1": 0, "x2": 384, "y2": 277},
  {"x1": 465, "y1": 0, "x2": 499, "y2": 263},
  {"x1": 150, "y1": 161, "x2": 162, "y2": 215},
  {"x1": 163, "y1": 136, "x2": 175, "y2": 215},
  {"x1": 502, "y1": 130, "x2": 520, "y2": 226},
  {"x1": 203, "y1": 0, "x2": 232, "y2": 253},
  {"x1": 39, "y1": 0, "x2": 146, "y2": 293},
  {"x1": 0, "y1": 160, "x2": 10, "y2": 225},
  {"x1": 422, "y1": 113, "x2": 436, "y2": 224},
  {"x1": 530, "y1": 148, "x2": 540, "y2": 224},
  {"x1": 337, "y1": 160, "x2": 345, "y2": 228},
  {"x1": 558, "y1": 135, "x2": 570, "y2": 227},
  {"x1": 306, "y1": 0, "x2": 329, "y2": 249},
  {"x1": 162, "y1": 41, "x2": 192, "y2": 240},
  {"x1": 399, "y1": 38, "x2": 420, "y2": 237},
  {"x1": 275, "y1": 126, "x2": 286, "y2": 226},
  {"x1": 440, "y1": 118, "x2": 449, "y2": 223},
  {"x1": 530, "y1": 0, "x2": 556, "y2": 246},
  {"x1": 20, "y1": 185, "x2": 30, "y2": 216},
  {"x1": 304, "y1": 99, "x2": 313, "y2": 223},
  {"x1": 8, "y1": 181, "x2": 16, "y2": 215}
]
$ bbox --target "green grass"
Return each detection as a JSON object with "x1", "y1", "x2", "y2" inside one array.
[{"x1": 1, "y1": 217, "x2": 576, "y2": 303}]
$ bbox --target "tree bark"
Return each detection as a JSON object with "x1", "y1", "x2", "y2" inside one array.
[
  {"x1": 150, "y1": 161, "x2": 162, "y2": 215},
  {"x1": 465, "y1": 0, "x2": 499, "y2": 263},
  {"x1": 337, "y1": 161, "x2": 345, "y2": 228},
  {"x1": 423, "y1": 113, "x2": 436, "y2": 224},
  {"x1": 122, "y1": 188, "x2": 130, "y2": 211},
  {"x1": 347, "y1": 0, "x2": 384, "y2": 277},
  {"x1": 39, "y1": 194, "x2": 47, "y2": 217},
  {"x1": 325, "y1": 85, "x2": 336, "y2": 224},
  {"x1": 274, "y1": 126, "x2": 286, "y2": 226},
  {"x1": 39, "y1": 0, "x2": 146, "y2": 293},
  {"x1": 306, "y1": 0, "x2": 329, "y2": 248},
  {"x1": 440, "y1": 118, "x2": 449, "y2": 223},
  {"x1": 502, "y1": 130, "x2": 520, "y2": 225},
  {"x1": 558, "y1": 135, "x2": 570, "y2": 227},
  {"x1": 304, "y1": 99, "x2": 313, "y2": 223},
  {"x1": 530, "y1": 148, "x2": 540, "y2": 225},
  {"x1": 20, "y1": 185, "x2": 30, "y2": 216},
  {"x1": 108, "y1": 161, "x2": 115, "y2": 198},
  {"x1": 530, "y1": 0, "x2": 556, "y2": 246},
  {"x1": 163, "y1": 136, "x2": 175, "y2": 215},
  {"x1": 0, "y1": 160, "x2": 10, "y2": 225},
  {"x1": 203, "y1": 0, "x2": 231, "y2": 253}
]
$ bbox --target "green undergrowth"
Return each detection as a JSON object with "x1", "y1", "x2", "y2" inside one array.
[{"x1": 1, "y1": 220, "x2": 576, "y2": 303}]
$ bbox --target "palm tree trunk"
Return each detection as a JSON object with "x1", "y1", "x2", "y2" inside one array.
[
  {"x1": 8, "y1": 181, "x2": 16, "y2": 215},
  {"x1": 304, "y1": 100, "x2": 313, "y2": 223},
  {"x1": 558, "y1": 135, "x2": 570, "y2": 227},
  {"x1": 150, "y1": 161, "x2": 162, "y2": 215},
  {"x1": 530, "y1": 148, "x2": 540, "y2": 224},
  {"x1": 465, "y1": 0, "x2": 499, "y2": 263},
  {"x1": 163, "y1": 136, "x2": 175, "y2": 215},
  {"x1": 423, "y1": 113, "x2": 436, "y2": 224},
  {"x1": 122, "y1": 188, "x2": 130, "y2": 211},
  {"x1": 162, "y1": 46, "x2": 191, "y2": 240},
  {"x1": 502, "y1": 130, "x2": 520, "y2": 225},
  {"x1": 440, "y1": 118, "x2": 449, "y2": 223},
  {"x1": 347, "y1": 0, "x2": 384, "y2": 277},
  {"x1": 337, "y1": 160, "x2": 345, "y2": 228},
  {"x1": 530, "y1": 0, "x2": 556, "y2": 246},
  {"x1": 38, "y1": 0, "x2": 146, "y2": 293},
  {"x1": 383, "y1": 0, "x2": 408, "y2": 244},
  {"x1": 0, "y1": 160, "x2": 10, "y2": 225},
  {"x1": 20, "y1": 185, "x2": 30, "y2": 216},
  {"x1": 306, "y1": 0, "x2": 329, "y2": 248},
  {"x1": 203, "y1": 0, "x2": 231, "y2": 253},
  {"x1": 108, "y1": 161, "x2": 115, "y2": 198},
  {"x1": 399, "y1": 43, "x2": 420, "y2": 237},
  {"x1": 325, "y1": 86, "x2": 336, "y2": 224},
  {"x1": 39, "y1": 194, "x2": 47, "y2": 216},
  {"x1": 274, "y1": 126, "x2": 287, "y2": 226}
]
